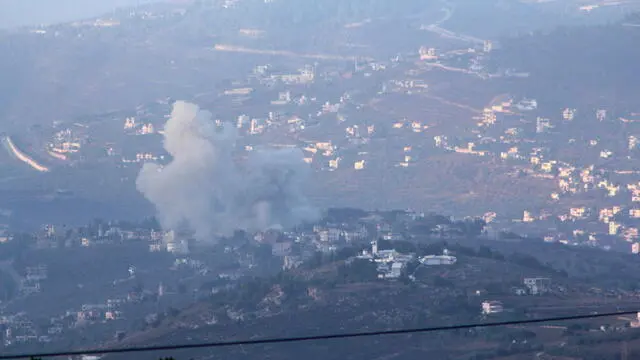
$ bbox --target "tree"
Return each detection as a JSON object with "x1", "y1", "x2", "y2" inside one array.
[
  {"x1": 303, "y1": 251, "x2": 328, "y2": 269},
  {"x1": 433, "y1": 276, "x2": 454, "y2": 288},
  {"x1": 485, "y1": 282, "x2": 508, "y2": 295},
  {"x1": 0, "y1": 234, "x2": 31, "y2": 260},
  {"x1": 326, "y1": 207, "x2": 368, "y2": 222},
  {"x1": 232, "y1": 229, "x2": 248, "y2": 243},
  {"x1": 140, "y1": 216, "x2": 161, "y2": 230},
  {"x1": 0, "y1": 271, "x2": 17, "y2": 301},
  {"x1": 477, "y1": 246, "x2": 494, "y2": 258},
  {"x1": 335, "y1": 246, "x2": 358, "y2": 261},
  {"x1": 452, "y1": 218, "x2": 486, "y2": 237},
  {"x1": 133, "y1": 282, "x2": 144, "y2": 294},
  {"x1": 177, "y1": 282, "x2": 187, "y2": 294},
  {"x1": 508, "y1": 253, "x2": 545, "y2": 270},
  {"x1": 338, "y1": 259, "x2": 377, "y2": 282}
]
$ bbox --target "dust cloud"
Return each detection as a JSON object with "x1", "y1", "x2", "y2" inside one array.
[{"x1": 136, "y1": 101, "x2": 320, "y2": 241}]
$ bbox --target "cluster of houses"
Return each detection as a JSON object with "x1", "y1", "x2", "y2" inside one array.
[
  {"x1": 435, "y1": 93, "x2": 640, "y2": 252},
  {"x1": 482, "y1": 277, "x2": 551, "y2": 315},
  {"x1": 355, "y1": 239, "x2": 459, "y2": 280}
]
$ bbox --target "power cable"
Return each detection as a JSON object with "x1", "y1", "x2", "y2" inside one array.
[{"x1": 1, "y1": 309, "x2": 637, "y2": 360}]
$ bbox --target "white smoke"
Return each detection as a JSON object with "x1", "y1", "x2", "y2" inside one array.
[{"x1": 136, "y1": 101, "x2": 320, "y2": 241}]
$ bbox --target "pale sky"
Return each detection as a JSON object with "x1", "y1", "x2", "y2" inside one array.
[{"x1": 0, "y1": 0, "x2": 158, "y2": 28}]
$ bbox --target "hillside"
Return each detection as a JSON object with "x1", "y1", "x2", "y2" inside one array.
[
  {"x1": 494, "y1": 12, "x2": 640, "y2": 113},
  {"x1": 0, "y1": 0, "x2": 440, "y2": 130},
  {"x1": 99, "y1": 237, "x2": 640, "y2": 360}
]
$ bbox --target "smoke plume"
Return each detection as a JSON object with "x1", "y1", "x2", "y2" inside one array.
[{"x1": 136, "y1": 101, "x2": 320, "y2": 241}]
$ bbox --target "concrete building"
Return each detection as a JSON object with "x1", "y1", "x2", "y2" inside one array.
[
  {"x1": 562, "y1": 108, "x2": 576, "y2": 121},
  {"x1": 272, "y1": 241, "x2": 292, "y2": 257},
  {"x1": 419, "y1": 249, "x2": 457, "y2": 265},
  {"x1": 524, "y1": 277, "x2": 550, "y2": 295},
  {"x1": 482, "y1": 300, "x2": 503, "y2": 314},
  {"x1": 535, "y1": 117, "x2": 551, "y2": 134},
  {"x1": 164, "y1": 230, "x2": 190, "y2": 255}
]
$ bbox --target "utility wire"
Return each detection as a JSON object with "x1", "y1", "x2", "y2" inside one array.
[{"x1": 1, "y1": 309, "x2": 638, "y2": 360}]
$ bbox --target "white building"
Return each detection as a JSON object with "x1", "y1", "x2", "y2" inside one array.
[
  {"x1": 377, "y1": 262, "x2": 405, "y2": 279},
  {"x1": 81, "y1": 355, "x2": 103, "y2": 360},
  {"x1": 562, "y1": 108, "x2": 576, "y2": 121},
  {"x1": 482, "y1": 300, "x2": 504, "y2": 315},
  {"x1": 515, "y1": 99, "x2": 537, "y2": 111},
  {"x1": 419, "y1": 249, "x2": 457, "y2": 265},
  {"x1": 483, "y1": 40, "x2": 493, "y2": 53},
  {"x1": 164, "y1": 230, "x2": 190, "y2": 255},
  {"x1": 318, "y1": 228, "x2": 341, "y2": 243},
  {"x1": 167, "y1": 240, "x2": 189, "y2": 255},
  {"x1": 375, "y1": 249, "x2": 399, "y2": 263},
  {"x1": 358, "y1": 240, "x2": 415, "y2": 279},
  {"x1": 535, "y1": 117, "x2": 551, "y2": 134},
  {"x1": 523, "y1": 277, "x2": 550, "y2": 295},
  {"x1": 389, "y1": 262, "x2": 404, "y2": 278},
  {"x1": 629, "y1": 136, "x2": 638, "y2": 151}
]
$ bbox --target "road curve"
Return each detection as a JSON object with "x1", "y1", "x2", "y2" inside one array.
[{"x1": 2, "y1": 135, "x2": 50, "y2": 172}]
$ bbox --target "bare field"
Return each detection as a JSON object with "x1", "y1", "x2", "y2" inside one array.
[
  {"x1": 307, "y1": 153, "x2": 556, "y2": 217},
  {"x1": 305, "y1": 72, "x2": 538, "y2": 217}
]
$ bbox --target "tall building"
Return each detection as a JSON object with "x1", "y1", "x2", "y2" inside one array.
[
  {"x1": 236, "y1": 114, "x2": 249, "y2": 129},
  {"x1": 609, "y1": 222, "x2": 620, "y2": 236}
]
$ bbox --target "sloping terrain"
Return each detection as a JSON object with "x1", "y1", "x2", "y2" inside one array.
[
  {"x1": 98, "y1": 239, "x2": 640, "y2": 360},
  {"x1": 494, "y1": 13, "x2": 640, "y2": 112}
]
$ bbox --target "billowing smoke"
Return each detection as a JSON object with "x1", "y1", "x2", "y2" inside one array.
[{"x1": 136, "y1": 101, "x2": 320, "y2": 241}]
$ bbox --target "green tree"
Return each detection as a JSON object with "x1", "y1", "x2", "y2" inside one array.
[
  {"x1": 433, "y1": 276, "x2": 454, "y2": 288},
  {"x1": 338, "y1": 259, "x2": 377, "y2": 282},
  {"x1": 0, "y1": 270, "x2": 17, "y2": 301},
  {"x1": 177, "y1": 282, "x2": 187, "y2": 294}
]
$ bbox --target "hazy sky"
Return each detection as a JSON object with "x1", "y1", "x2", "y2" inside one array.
[{"x1": 0, "y1": 0, "x2": 157, "y2": 28}]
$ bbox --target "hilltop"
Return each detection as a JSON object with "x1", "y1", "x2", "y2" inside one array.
[
  {"x1": 494, "y1": 12, "x2": 640, "y2": 112},
  {"x1": 99, "y1": 230, "x2": 640, "y2": 360},
  {"x1": 3, "y1": 208, "x2": 640, "y2": 359}
]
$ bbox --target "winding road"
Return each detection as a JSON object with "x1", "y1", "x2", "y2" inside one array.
[
  {"x1": 2, "y1": 135, "x2": 50, "y2": 172},
  {"x1": 421, "y1": 0, "x2": 486, "y2": 45}
]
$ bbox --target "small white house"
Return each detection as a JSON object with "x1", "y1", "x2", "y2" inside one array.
[{"x1": 482, "y1": 300, "x2": 504, "y2": 315}]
